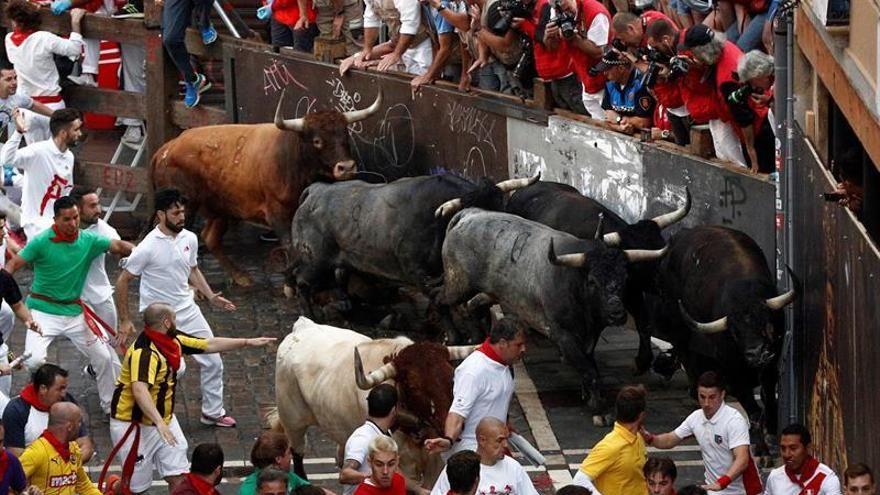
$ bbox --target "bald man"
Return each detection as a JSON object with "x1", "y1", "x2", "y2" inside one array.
[
  {"x1": 431, "y1": 418, "x2": 538, "y2": 495},
  {"x1": 19, "y1": 402, "x2": 100, "y2": 495}
]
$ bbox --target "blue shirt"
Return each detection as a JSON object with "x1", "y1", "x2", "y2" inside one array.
[
  {"x1": 432, "y1": 0, "x2": 461, "y2": 35},
  {"x1": 601, "y1": 67, "x2": 656, "y2": 118},
  {"x1": 0, "y1": 449, "x2": 27, "y2": 495}
]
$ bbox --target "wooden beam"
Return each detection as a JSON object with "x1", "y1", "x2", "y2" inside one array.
[
  {"x1": 64, "y1": 86, "x2": 146, "y2": 120},
  {"x1": 79, "y1": 161, "x2": 150, "y2": 193},
  {"x1": 144, "y1": 31, "x2": 178, "y2": 214},
  {"x1": 184, "y1": 30, "x2": 266, "y2": 58},
  {"x1": 143, "y1": 0, "x2": 162, "y2": 28},
  {"x1": 797, "y1": 8, "x2": 880, "y2": 171},
  {"x1": 0, "y1": 9, "x2": 148, "y2": 44},
  {"x1": 171, "y1": 101, "x2": 230, "y2": 128}
]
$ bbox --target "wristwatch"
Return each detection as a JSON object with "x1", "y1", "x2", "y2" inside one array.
[
  {"x1": 615, "y1": 115, "x2": 623, "y2": 125},
  {"x1": 437, "y1": 2, "x2": 446, "y2": 10}
]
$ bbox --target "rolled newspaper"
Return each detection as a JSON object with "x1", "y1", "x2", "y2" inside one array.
[
  {"x1": 508, "y1": 432, "x2": 545, "y2": 467},
  {"x1": 9, "y1": 351, "x2": 33, "y2": 370}
]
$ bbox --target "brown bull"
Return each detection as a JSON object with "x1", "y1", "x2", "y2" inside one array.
[{"x1": 150, "y1": 88, "x2": 383, "y2": 286}]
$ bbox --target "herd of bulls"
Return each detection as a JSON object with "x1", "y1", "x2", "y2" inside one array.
[{"x1": 151, "y1": 89, "x2": 798, "y2": 482}]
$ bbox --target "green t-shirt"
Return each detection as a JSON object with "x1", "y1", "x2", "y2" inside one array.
[
  {"x1": 240, "y1": 469, "x2": 309, "y2": 495},
  {"x1": 19, "y1": 229, "x2": 112, "y2": 316}
]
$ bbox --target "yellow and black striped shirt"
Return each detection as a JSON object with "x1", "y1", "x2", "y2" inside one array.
[{"x1": 110, "y1": 331, "x2": 208, "y2": 426}]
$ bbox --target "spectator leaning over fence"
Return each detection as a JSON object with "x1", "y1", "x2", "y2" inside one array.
[
  {"x1": 0, "y1": 108, "x2": 81, "y2": 240},
  {"x1": 644, "y1": 457, "x2": 677, "y2": 495},
  {"x1": 594, "y1": 48, "x2": 656, "y2": 135},
  {"x1": 3, "y1": 1, "x2": 85, "y2": 143},
  {"x1": 339, "y1": 0, "x2": 434, "y2": 75},
  {"x1": 465, "y1": 0, "x2": 536, "y2": 95},
  {"x1": 0, "y1": 60, "x2": 54, "y2": 141},
  {"x1": 612, "y1": 10, "x2": 677, "y2": 51},
  {"x1": 158, "y1": 0, "x2": 219, "y2": 108},
  {"x1": 169, "y1": 443, "x2": 224, "y2": 495},
  {"x1": 763, "y1": 424, "x2": 842, "y2": 495},
  {"x1": 556, "y1": 0, "x2": 611, "y2": 119},
  {"x1": 643, "y1": 371, "x2": 761, "y2": 495},
  {"x1": 262, "y1": 0, "x2": 319, "y2": 52},
  {"x1": 726, "y1": 49, "x2": 775, "y2": 173},
  {"x1": 644, "y1": 19, "x2": 692, "y2": 145},
  {"x1": 298, "y1": 0, "x2": 363, "y2": 56},
  {"x1": 411, "y1": 0, "x2": 468, "y2": 91},
  {"x1": 2, "y1": 364, "x2": 94, "y2": 462},
  {"x1": 531, "y1": 0, "x2": 587, "y2": 114},
  {"x1": 844, "y1": 464, "x2": 875, "y2": 495},
  {"x1": 572, "y1": 385, "x2": 649, "y2": 495}
]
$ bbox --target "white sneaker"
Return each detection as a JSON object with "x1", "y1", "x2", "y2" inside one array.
[
  {"x1": 121, "y1": 125, "x2": 144, "y2": 144},
  {"x1": 68, "y1": 73, "x2": 98, "y2": 87}
]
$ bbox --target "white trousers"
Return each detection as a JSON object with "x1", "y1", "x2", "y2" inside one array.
[
  {"x1": 81, "y1": 8, "x2": 110, "y2": 75},
  {"x1": 175, "y1": 303, "x2": 225, "y2": 418},
  {"x1": 85, "y1": 296, "x2": 123, "y2": 379},
  {"x1": 25, "y1": 309, "x2": 119, "y2": 413},
  {"x1": 110, "y1": 416, "x2": 189, "y2": 493},
  {"x1": 119, "y1": 43, "x2": 146, "y2": 127},
  {"x1": 582, "y1": 89, "x2": 606, "y2": 121},
  {"x1": 401, "y1": 38, "x2": 433, "y2": 76},
  {"x1": 709, "y1": 118, "x2": 747, "y2": 167}
]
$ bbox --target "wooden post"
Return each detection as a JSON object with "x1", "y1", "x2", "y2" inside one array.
[
  {"x1": 688, "y1": 124, "x2": 715, "y2": 158},
  {"x1": 530, "y1": 78, "x2": 555, "y2": 111},
  {"x1": 144, "y1": 22, "x2": 178, "y2": 215},
  {"x1": 313, "y1": 37, "x2": 347, "y2": 63}
]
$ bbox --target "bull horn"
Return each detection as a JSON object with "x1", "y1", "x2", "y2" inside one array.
[
  {"x1": 548, "y1": 239, "x2": 587, "y2": 268},
  {"x1": 447, "y1": 345, "x2": 478, "y2": 361},
  {"x1": 593, "y1": 213, "x2": 605, "y2": 240},
  {"x1": 494, "y1": 172, "x2": 541, "y2": 193},
  {"x1": 434, "y1": 198, "x2": 463, "y2": 218},
  {"x1": 343, "y1": 89, "x2": 383, "y2": 124},
  {"x1": 274, "y1": 88, "x2": 306, "y2": 132},
  {"x1": 354, "y1": 347, "x2": 397, "y2": 390},
  {"x1": 396, "y1": 410, "x2": 421, "y2": 429},
  {"x1": 765, "y1": 266, "x2": 799, "y2": 310},
  {"x1": 652, "y1": 187, "x2": 692, "y2": 229},
  {"x1": 602, "y1": 231, "x2": 622, "y2": 246},
  {"x1": 679, "y1": 300, "x2": 728, "y2": 334},
  {"x1": 624, "y1": 245, "x2": 668, "y2": 263}
]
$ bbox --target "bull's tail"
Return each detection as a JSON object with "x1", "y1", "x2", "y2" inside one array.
[{"x1": 265, "y1": 406, "x2": 285, "y2": 433}]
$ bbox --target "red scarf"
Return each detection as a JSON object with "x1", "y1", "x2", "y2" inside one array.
[
  {"x1": 49, "y1": 225, "x2": 79, "y2": 243},
  {"x1": 20, "y1": 384, "x2": 50, "y2": 412},
  {"x1": 144, "y1": 326, "x2": 182, "y2": 370},
  {"x1": 0, "y1": 449, "x2": 8, "y2": 480},
  {"x1": 185, "y1": 473, "x2": 218, "y2": 495},
  {"x1": 785, "y1": 456, "x2": 821, "y2": 487},
  {"x1": 40, "y1": 430, "x2": 71, "y2": 463},
  {"x1": 477, "y1": 339, "x2": 507, "y2": 366},
  {"x1": 9, "y1": 28, "x2": 34, "y2": 47}
]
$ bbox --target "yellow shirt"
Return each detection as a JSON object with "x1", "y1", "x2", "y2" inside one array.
[
  {"x1": 19, "y1": 436, "x2": 101, "y2": 495},
  {"x1": 579, "y1": 422, "x2": 647, "y2": 495}
]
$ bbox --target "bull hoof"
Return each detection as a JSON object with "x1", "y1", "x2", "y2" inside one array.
[
  {"x1": 233, "y1": 273, "x2": 254, "y2": 287},
  {"x1": 591, "y1": 415, "x2": 608, "y2": 427}
]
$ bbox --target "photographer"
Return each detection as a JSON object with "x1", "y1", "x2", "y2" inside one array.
[
  {"x1": 411, "y1": 0, "x2": 468, "y2": 91},
  {"x1": 533, "y1": 0, "x2": 588, "y2": 114},
  {"x1": 552, "y1": 0, "x2": 611, "y2": 119},
  {"x1": 467, "y1": 0, "x2": 535, "y2": 94},
  {"x1": 724, "y1": 49, "x2": 775, "y2": 172},
  {"x1": 645, "y1": 19, "x2": 692, "y2": 145},
  {"x1": 611, "y1": 10, "x2": 677, "y2": 51},
  {"x1": 595, "y1": 49, "x2": 656, "y2": 135},
  {"x1": 340, "y1": 0, "x2": 433, "y2": 75}
]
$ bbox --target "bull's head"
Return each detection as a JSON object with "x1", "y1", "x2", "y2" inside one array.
[
  {"x1": 274, "y1": 88, "x2": 383, "y2": 180},
  {"x1": 679, "y1": 269, "x2": 798, "y2": 369},
  {"x1": 548, "y1": 239, "x2": 668, "y2": 326},
  {"x1": 434, "y1": 173, "x2": 542, "y2": 218},
  {"x1": 354, "y1": 344, "x2": 476, "y2": 440},
  {"x1": 601, "y1": 188, "x2": 692, "y2": 250}
]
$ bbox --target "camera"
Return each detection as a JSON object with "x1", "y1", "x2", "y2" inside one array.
[
  {"x1": 667, "y1": 56, "x2": 689, "y2": 77},
  {"x1": 491, "y1": 0, "x2": 531, "y2": 34},
  {"x1": 550, "y1": 0, "x2": 577, "y2": 39},
  {"x1": 640, "y1": 49, "x2": 689, "y2": 87},
  {"x1": 727, "y1": 84, "x2": 754, "y2": 105}
]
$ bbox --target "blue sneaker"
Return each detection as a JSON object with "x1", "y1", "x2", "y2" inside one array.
[
  {"x1": 184, "y1": 73, "x2": 212, "y2": 108},
  {"x1": 201, "y1": 24, "x2": 218, "y2": 45}
]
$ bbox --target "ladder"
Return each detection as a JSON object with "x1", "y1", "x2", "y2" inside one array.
[{"x1": 96, "y1": 132, "x2": 147, "y2": 221}]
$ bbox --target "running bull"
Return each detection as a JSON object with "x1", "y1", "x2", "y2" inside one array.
[
  {"x1": 285, "y1": 173, "x2": 539, "y2": 313},
  {"x1": 505, "y1": 181, "x2": 691, "y2": 375},
  {"x1": 651, "y1": 225, "x2": 796, "y2": 446},
  {"x1": 434, "y1": 208, "x2": 668, "y2": 425},
  {"x1": 151, "y1": 88, "x2": 383, "y2": 286},
  {"x1": 268, "y1": 316, "x2": 476, "y2": 485}
]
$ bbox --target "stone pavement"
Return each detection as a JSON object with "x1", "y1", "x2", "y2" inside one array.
[{"x1": 6, "y1": 222, "x2": 729, "y2": 494}]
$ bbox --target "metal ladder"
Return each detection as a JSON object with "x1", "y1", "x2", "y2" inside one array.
[{"x1": 97, "y1": 132, "x2": 147, "y2": 221}]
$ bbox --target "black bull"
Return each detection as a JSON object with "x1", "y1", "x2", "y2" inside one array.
[
  {"x1": 650, "y1": 225, "x2": 797, "y2": 444},
  {"x1": 506, "y1": 181, "x2": 692, "y2": 374}
]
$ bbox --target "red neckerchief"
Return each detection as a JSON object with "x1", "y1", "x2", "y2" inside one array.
[
  {"x1": 144, "y1": 326, "x2": 182, "y2": 370},
  {"x1": 20, "y1": 383, "x2": 50, "y2": 412},
  {"x1": 785, "y1": 456, "x2": 820, "y2": 487},
  {"x1": 40, "y1": 430, "x2": 71, "y2": 463},
  {"x1": 477, "y1": 339, "x2": 507, "y2": 366},
  {"x1": 185, "y1": 473, "x2": 218, "y2": 495},
  {"x1": 0, "y1": 449, "x2": 8, "y2": 480},
  {"x1": 49, "y1": 225, "x2": 79, "y2": 243},
  {"x1": 9, "y1": 28, "x2": 35, "y2": 46}
]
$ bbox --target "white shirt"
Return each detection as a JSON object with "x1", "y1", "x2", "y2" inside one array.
[
  {"x1": 363, "y1": 0, "x2": 422, "y2": 35},
  {"x1": 123, "y1": 226, "x2": 198, "y2": 312},
  {"x1": 0, "y1": 133, "x2": 74, "y2": 231},
  {"x1": 674, "y1": 403, "x2": 752, "y2": 495},
  {"x1": 431, "y1": 456, "x2": 538, "y2": 495},
  {"x1": 586, "y1": 14, "x2": 610, "y2": 46},
  {"x1": 82, "y1": 219, "x2": 121, "y2": 304},
  {"x1": 4, "y1": 31, "x2": 84, "y2": 97},
  {"x1": 343, "y1": 421, "x2": 390, "y2": 495},
  {"x1": 448, "y1": 351, "x2": 514, "y2": 454},
  {"x1": 763, "y1": 462, "x2": 842, "y2": 495},
  {"x1": 0, "y1": 93, "x2": 33, "y2": 135}
]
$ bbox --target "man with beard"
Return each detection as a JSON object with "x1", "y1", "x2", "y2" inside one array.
[
  {"x1": 5, "y1": 197, "x2": 133, "y2": 415},
  {"x1": 763, "y1": 424, "x2": 842, "y2": 495},
  {"x1": 170, "y1": 443, "x2": 225, "y2": 495},
  {"x1": 116, "y1": 188, "x2": 240, "y2": 428},
  {"x1": 0, "y1": 109, "x2": 83, "y2": 240},
  {"x1": 102, "y1": 303, "x2": 274, "y2": 494}
]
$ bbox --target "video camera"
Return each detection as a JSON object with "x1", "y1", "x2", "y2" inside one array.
[
  {"x1": 641, "y1": 48, "x2": 690, "y2": 87},
  {"x1": 491, "y1": 0, "x2": 532, "y2": 34},
  {"x1": 727, "y1": 83, "x2": 761, "y2": 105},
  {"x1": 550, "y1": 0, "x2": 577, "y2": 39}
]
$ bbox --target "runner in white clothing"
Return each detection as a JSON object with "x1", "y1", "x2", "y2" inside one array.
[
  {"x1": 424, "y1": 318, "x2": 527, "y2": 457},
  {"x1": 0, "y1": 108, "x2": 82, "y2": 240},
  {"x1": 115, "y1": 188, "x2": 239, "y2": 428},
  {"x1": 763, "y1": 423, "x2": 842, "y2": 495},
  {"x1": 341, "y1": 384, "x2": 398, "y2": 495},
  {"x1": 431, "y1": 417, "x2": 538, "y2": 495},
  {"x1": 644, "y1": 371, "x2": 762, "y2": 495},
  {"x1": 3, "y1": 2, "x2": 86, "y2": 143}
]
